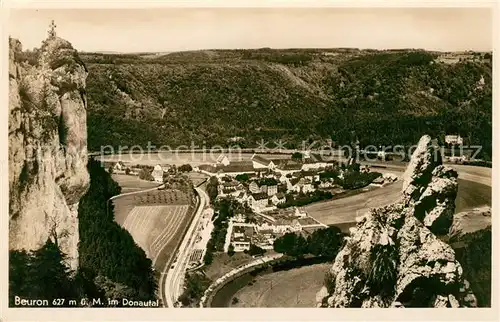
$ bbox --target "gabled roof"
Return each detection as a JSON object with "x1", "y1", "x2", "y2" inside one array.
[
  {"x1": 251, "y1": 154, "x2": 273, "y2": 166},
  {"x1": 251, "y1": 192, "x2": 269, "y2": 200},
  {"x1": 198, "y1": 164, "x2": 217, "y2": 172},
  {"x1": 300, "y1": 170, "x2": 318, "y2": 177},
  {"x1": 223, "y1": 181, "x2": 239, "y2": 187},
  {"x1": 275, "y1": 160, "x2": 303, "y2": 170},
  {"x1": 217, "y1": 154, "x2": 228, "y2": 162},
  {"x1": 217, "y1": 161, "x2": 255, "y2": 173}
]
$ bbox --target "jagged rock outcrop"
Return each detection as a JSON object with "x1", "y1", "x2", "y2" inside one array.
[
  {"x1": 317, "y1": 135, "x2": 477, "y2": 308},
  {"x1": 9, "y1": 36, "x2": 89, "y2": 269}
]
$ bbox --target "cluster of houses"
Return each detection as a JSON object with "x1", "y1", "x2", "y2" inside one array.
[
  {"x1": 197, "y1": 152, "x2": 344, "y2": 177},
  {"x1": 214, "y1": 173, "x2": 323, "y2": 212},
  {"x1": 107, "y1": 161, "x2": 173, "y2": 183},
  {"x1": 223, "y1": 207, "x2": 327, "y2": 252},
  {"x1": 204, "y1": 153, "x2": 383, "y2": 212}
]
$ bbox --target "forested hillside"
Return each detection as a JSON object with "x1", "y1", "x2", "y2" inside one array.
[{"x1": 81, "y1": 49, "x2": 492, "y2": 158}]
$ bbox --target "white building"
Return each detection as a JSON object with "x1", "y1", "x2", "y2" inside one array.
[
  {"x1": 301, "y1": 162, "x2": 329, "y2": 171},
  {"x1": 251, "y1": 154, "x2": 276, "y2": 170},
  {"x1": 249, "y1": 181, "x2": 260, "y2": 194},
  {"x1": 445, "y1": 135, "x2": 464, "y2": 146},
  {"x1": 113, "y1": 161, "x2": 125, "y2": 172},
  {"x1": 216, "y1": 154, "x2": 231, "y2": 166},
  {"x1": 267, "y1": 185, "x2": 278, "y2": 196},
  {"x1": 226, "y1": 223, "x2": 255, "y2": 252},
  {"x1": 248, "y1": 193, "x2": 269, "y2": 210},
  {"x1": 292, "y1": 178, "x2": 315, "y2": 193},
  {"x1": 151, "y1": 164, "x2": 164, "y2": 183},
  {"x1": 270, "y1": 193, "x2": 286, "y2": 205}
]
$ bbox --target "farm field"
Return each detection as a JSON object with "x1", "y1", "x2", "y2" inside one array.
[
  {"x1": 113, "y1": 189, "x2": 196, "y2": 271},
  {"x1": 230, "y1": 263, "x2": 331, "y2": 308},
  {"x1": 111, "y1": 173, "x2": 160, "y2": 192},
  {"x1": 113, "y1": 189, "x2": 192, "y2": 225},
  {"x1": 123, "y1": 205, "x2": 189, "y2": 262}
]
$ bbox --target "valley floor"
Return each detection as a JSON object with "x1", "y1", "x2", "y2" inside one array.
[{"x1": 229, "y1": 263, "x2": 331, "y2": 308}]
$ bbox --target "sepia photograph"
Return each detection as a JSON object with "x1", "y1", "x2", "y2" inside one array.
[{"x1": 2, "y1": 1, "x2": 496, "y2": 320}]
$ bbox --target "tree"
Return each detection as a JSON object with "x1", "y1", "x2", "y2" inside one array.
[
  {"x1": 178, "y1": 164, "x2": 193, "y2": 172},
  {"x1": 203, "y1": 250, "x2": 213, "y2": 265},
  {"x1": 206, "y1": 176, "x2": 219, "y2": 202},
  {"x1": 125, "y1": 168, "x2": 131, "y2": 175},
  {"x1": 235, "y1": 173, "x2": 249, "y2": 182},
  {"x1": 232, "y1": 297, "x2": 239, "y2": 305},
  {"x1": 307, "y1": 226, "x2": 343, "y2": 259},
  {"x1": 248, "y1": 244, "x2": 265, "y2": 256},
  {"x1": 9, "y1": 239, "x2": 79, "y2": 307},
  {"x1": 366, "y1": 244, "x2": 398, "y2": 298},
  {"x1": 291, "y1": 152, "x2": 303, "y2": 161},
  {"x1": 138, "y1": 168, "x2": 153, "y2": 181},
  {"x1": 227, "y1": 244, "x2": 235, "y2": 257},
  {"x1": 178, "y1": 272, "x2": 212, "y2": 307},
  {"x1": 9, "y1": 250, "x2": 31, "y2": 306},
  {"x1": 273, "y1": 232, "x2": 307, "y2": 257},
  {"x1": 108, "y1": 166, "x2": 114, "y2": 174}
]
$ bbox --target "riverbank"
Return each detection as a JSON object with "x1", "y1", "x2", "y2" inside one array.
[
  {"x1": 230, "y1": 263, "x2": 331, "y2": 308},
  {"x1": 207, "y1": 256, "x2": 332, "y2": 308},
  {"x1": 200, "y1": 253, "x2": 283, "y2": 307}
]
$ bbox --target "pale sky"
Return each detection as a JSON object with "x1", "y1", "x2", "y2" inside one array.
[{"x1": 8, "y1": 8, "x2": 493, "y2": 53}]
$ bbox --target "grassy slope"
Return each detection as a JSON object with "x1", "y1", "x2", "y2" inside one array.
[{"x1": 82, "y1": 49, "x2": 492, "y2": 158}]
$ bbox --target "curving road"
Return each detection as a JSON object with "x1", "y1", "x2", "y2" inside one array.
[
  {"x1": 305, "y1": 163, "x2": 492, "y2": 228},
  {"x1": 162, "y1": 187, "x2": 209, "y2": 307}
]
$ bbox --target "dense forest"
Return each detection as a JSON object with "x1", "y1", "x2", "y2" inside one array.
[
  {"x1": 9, "y1": 240, "x2": 81, "y2": 307},
  {"x1": 273, "y1": 226, "x2": 344, "y2": 259},
  {"x1": 79, "y1": 49, "x2": 491, "y2": 160}
]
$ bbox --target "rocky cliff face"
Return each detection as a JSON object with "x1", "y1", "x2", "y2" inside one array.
[
  {"x1": 9, "y1": 36, "x2": 90, "y2": 269},
  {"x1": 317, "y1": 135, "x2": 477, "y2": 308}
]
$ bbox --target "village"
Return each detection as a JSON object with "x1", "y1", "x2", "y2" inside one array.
[
  {"x1": 104, "y1": 149, "x2": 400, "y2": 257},
  {"x1": 197, "y1": 152, "x2": 399, "y2": 254},
  {"x1": 103, "y1": 132, "x2": 478, "y2": 257}
]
